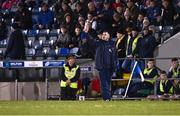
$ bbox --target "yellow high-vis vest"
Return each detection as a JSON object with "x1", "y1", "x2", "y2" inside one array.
[
  {"x1": 160, "y1": 80, "x2": 173, "y2": 94},
  {"x1": 126, "y1": 34, "x2": 142, "y2": 56},
  {"x1": 144, "y1": 68, "x2": 158, "y2": 84},
  {"x1": 172, "y1": 68, "x2": 179, "y2": 78},
  {"x1": 60, "y1": 64, "x2": 79, "y2": 89},
  {"x1": 132, "y1": 35, "x2": 142, "y2": 53}
]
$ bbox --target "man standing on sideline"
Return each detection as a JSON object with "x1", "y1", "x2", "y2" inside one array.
[
  {"x1": 5, "y1": 22, "x2": 25, "y2": 60},
  {"x1": 95, "y1": 30, "x2": 116, "y2": 101}
]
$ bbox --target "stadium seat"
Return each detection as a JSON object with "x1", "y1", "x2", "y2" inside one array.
[
  {"x1": 59, "y1": 48, "x2": 69, "y2": 57},
  {"x1": 69, "y1": 47, "x2": 79, "y2": 54},
  {"x1": 49, "y1": 29, "x2": 60, "y2": 36},
  {"x1": 48, "y1": 48, "x2": 58, "y2": 58},
  {"x1": 26, "y1": 48, "x2": 35, "y2": 57},
  {"x1": 0, "y1": 39, "x2": 7, "y2": 48},
  {"x1": 38, "y1": 29, "x2": 49, "y2": 36},
  {"x1": 0, "y1": 49, "x2": 3, "y2": 57},
  {"x1": 38, "y1": 36, "x2": 47, "y2": 46},
  {"x1": 34, "y1": 41, "x2": 43, "y2": 50},
  {"x1": 27, "y1": 29, "x2": 39, "y2": 38},
  {"x1": 162, "y1": 26, "x2": 173, "y2": 33},
  {"x1": 155, "y1": 26, "x2": 163, "y2": 32}
]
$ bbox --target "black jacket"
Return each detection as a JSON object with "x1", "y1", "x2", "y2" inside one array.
[
  {"x1": 5, "y1": 29, "x2": 25, "y2": 59},
  {"x1": 95, "y1": 39, "x2": 116, "y2": 71},
  {"x1": 115, "y1": 34, "x2": 127, "y2": 58},
  {"x1": 139, "y1": 33, "x2": 156, "y2": 58}
]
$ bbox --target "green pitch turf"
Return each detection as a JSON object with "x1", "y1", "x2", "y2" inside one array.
[{"x1": 0, "y1": 100, "x2": 179, "y2": 115}]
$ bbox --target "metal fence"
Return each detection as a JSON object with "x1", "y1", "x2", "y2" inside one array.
[{"x1": 0, "y1": 58, "x2": 179, "y2": 100}]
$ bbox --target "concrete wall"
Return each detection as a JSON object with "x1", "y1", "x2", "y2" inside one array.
[{"x1": 155, "y1": 32, "x2": 180, "y2": 71}]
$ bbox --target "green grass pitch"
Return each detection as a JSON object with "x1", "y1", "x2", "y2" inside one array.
[{"x1": 0, "y1": 100, "x2": 180, "y2": 115}]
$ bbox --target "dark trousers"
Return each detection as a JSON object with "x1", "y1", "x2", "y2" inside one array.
[
  {"x1": 116, "y1": 59, "x2": 125, "y2": 78},
  {"x1": 61, "y1": 86, "x2": 77, "y2": 100},
  {"x1": 99, "y1": 68, "x2": 112, "y2": 100},
  {"x1": 128, "y1": 81, "x2": 153, "y2": 97}
]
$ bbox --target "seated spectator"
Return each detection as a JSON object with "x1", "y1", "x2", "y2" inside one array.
[
  {"x1": 115, "y1": 5, "x2": 124, "y2": 15},
  {"x1": 73, "y1": 1, "x2": 87, "y2": 20},
  {"x1": 122, "y1": 9, "x2": 134, "y2": 30},
  {"x1": 0, "y1": 19, "x2": 8, "y2": 41},
  {"x1": 145, "y1": 0, "x2": 161, "y2": 25},
  {"x1": 157, "y1": 71, "x2": 173, "y2": 98},
  {"x1": 135, "y1": 12, "x2": 145, "y2": 31},
  {"x1": 14, "y1": 3, "x2": 33, "y2": 29},
  {"x1": 86, "y1": 12, "x2": 97, "y2": 30},
  {"x1": 2, "y1": 0, "x2": 18, "y2": 9},
  {"x1": 112, "y1": 0, "x2": 122, "y2": 10},
  {"x1": 62, "y1": 13, "x2": 75, "y2": 36},
  {"x1": 98, "y1": 0, "x2": 114, "y2": 31},
  {"x1": 77, "y1": 16, "x2": 85, "y2": 30},
  {"x1": 36, "y1": 2, "x2": 54, "y2": 29},
  {"x1": 111, "y1": 12, "x2": 123, "y2": 38},
  {"x1": 58, "y1": 1, "x2": 73, "y2": 23},
  {"x1": 70, "y1": 25, "x2": 82, "y2": 49},
  {"x1": 68, "y1": 0, "x2": 76, "y2": 11},
  {"x1": 87, "y1": 1, "x2": 97, "y2": 16},
  {"x1": 54, "y1": 24, "x2": 72, "y2": 48},
  {"x1": 160, "y1": 0, "x2": 175, "y2": 26},
  {"x1": 147, "y1": 70, "x2": 173, "y2": 99},
  {"x1": 93, "y1": 0, "x2": 103, "y2": 13},
  {"x1": 168, "y1": 58, "x2": 180, "y2": 95},
  {"x1": 126, "y1": 0, "x2": 139, "y2": 20},
  {"x1": 142, "y1": 17, "x2": 150, "y2": 30}
]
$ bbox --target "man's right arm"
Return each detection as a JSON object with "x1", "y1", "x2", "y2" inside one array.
[{"x1": 61, "y1": 68, "x2": 68, "y2": 81}]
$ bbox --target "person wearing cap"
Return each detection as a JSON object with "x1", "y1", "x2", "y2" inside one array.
[
  {"x1": 60, "y1": 54, "x2": 80, "y2": 100},
  {"x1": 4, "y1": 22, "x2": 25, "y2": 59},
  {"x1": 95, "y1": 30, "x2": 116, "y2": 101},
  {"x1": 139, "y1": 27, "x2": 156, "y2": 59}
]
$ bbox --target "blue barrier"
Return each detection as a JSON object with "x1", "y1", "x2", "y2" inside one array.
[{"x1": 0, "y1": 60, "x2": 92, "y2": 72}]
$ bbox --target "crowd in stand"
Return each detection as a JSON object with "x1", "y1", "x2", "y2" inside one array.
[{"x1": 0, "y1": 0, "x2": 179, "y2": 59}]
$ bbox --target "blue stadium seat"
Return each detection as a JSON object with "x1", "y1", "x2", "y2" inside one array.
[
  {"x1": 59, "y1": 48, "x2": 69, "y2": 57},
  {"x1": 49, "y1": 29, "x2": 60, "y2": 36},
  {"x1": 27, "y1": 29, "x2": 39, "y2": 37},
  {"x1": 26, "y1": 48, "x2": 35, "y2": 57},
  {"x1": 69, "y1": 47, "x2": 79, "y2": 54}
]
